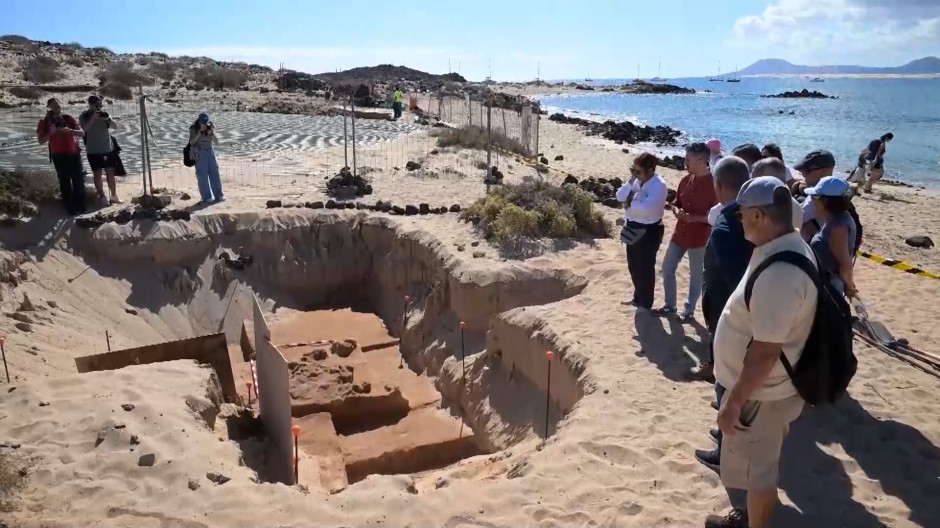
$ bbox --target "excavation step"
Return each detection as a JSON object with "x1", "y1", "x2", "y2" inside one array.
[{"x1": 341, "y1": 407, "x2": 483, "y2": 483}]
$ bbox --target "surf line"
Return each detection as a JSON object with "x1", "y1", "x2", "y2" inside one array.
[{"x1": 856, "y1": 250, "x2": 940, "y2": 280}]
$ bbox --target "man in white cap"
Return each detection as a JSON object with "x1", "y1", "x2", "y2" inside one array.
[{"x1": 705, "y1": 176, "x2": 816, "y2": 528}]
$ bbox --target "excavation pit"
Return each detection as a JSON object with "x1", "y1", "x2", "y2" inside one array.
[{"x1": 243, "y1": 308, "x2": 487, "y2": 489}]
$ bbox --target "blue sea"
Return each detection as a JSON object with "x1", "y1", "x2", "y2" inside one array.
[{"x1": 538, "y1": 77, "x2": 940, "y2": 187}]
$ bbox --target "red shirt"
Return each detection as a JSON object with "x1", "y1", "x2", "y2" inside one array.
[
  {"x1": 36, "y1": 114, "x2": 80, "y2": 155},
  {"x1": 671, "y1": 173, "x2": 717, "y2": 249}
]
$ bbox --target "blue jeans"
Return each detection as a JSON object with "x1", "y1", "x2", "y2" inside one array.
[
  {"x1": 661, "y1": 241, "x2": 705, "y2": 314},
  {"x1": 194, "y1": 144, "x2": 223, "y2": 202}
]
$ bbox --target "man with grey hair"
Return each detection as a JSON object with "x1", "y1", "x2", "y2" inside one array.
[
  {"x1": 705, "y1": 176, "x2": 817, "y2": 528},
  {"x1": 692, "y1": 157, "x2": 753, "y2": 472},
  {"x1": 752, "y1": 157, "x2": 807, "y2": 230}
]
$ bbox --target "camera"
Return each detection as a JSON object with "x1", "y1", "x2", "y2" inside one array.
[
  {"x1": 98, "y1": 111, "x2": 110, "y2": 120},
  {"x1": 44, "y1": 111, "x2": 64, "y2": 129}
]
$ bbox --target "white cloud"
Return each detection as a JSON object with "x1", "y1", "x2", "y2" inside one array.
[{"x1": 728, "y1": 0, "x2": 940, "y2": 65}]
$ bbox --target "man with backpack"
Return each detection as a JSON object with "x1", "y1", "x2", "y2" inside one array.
[
  {"x1": 706, "y1": 176, "x2": 817, "y2": 528},
  {"x1": 79, "y1": 95, "x2": 122, "y2": 206}
]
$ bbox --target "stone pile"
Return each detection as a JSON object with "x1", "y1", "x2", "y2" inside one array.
[{"x1": 326, "y1": 167, "x2": 373, "y2": 200}]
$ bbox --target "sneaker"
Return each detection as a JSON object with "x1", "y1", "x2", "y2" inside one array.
[
  {"x1": 704, "y1": 508, "x2": 748, "y2": 528},
  {"x1": 695, "y1": 448, "x2": 721, "y2": 473},
  {"x1": 109, "y1": 195, "x2": 123, "y2": 205},
  {"x1": 709, "y1": 427, "x2": 722, "y2": 444},
  {"x1": 213, "y1": 196, "x2": 226, "y2": 203},
  {"x1": 621, "y1": 299, "x2": 638, "y2": 307},
  {"x1": 679, "y1": 310, "x2": 695, "y2": 322},
  {"x1": 652, "y1": 306, "x2": 677, "y2": 316},
  {"x1": 689, "y1": 362, "x2": 715, "y2": 383},
  {"x1": 711, "y1": 399, "x2": 719, "y2": 411}
]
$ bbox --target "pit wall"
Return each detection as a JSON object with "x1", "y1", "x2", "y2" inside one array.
[
  {"x1": 74, "y1": 211, "x2": 591, "y2": 449},
  {"x1": 252, "y1": 295, "x2": 294, "y2": 485}
]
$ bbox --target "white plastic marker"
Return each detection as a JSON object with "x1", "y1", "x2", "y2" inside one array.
[{"x1": 544, "y1": 350, "x2": 554, "y2": 439}]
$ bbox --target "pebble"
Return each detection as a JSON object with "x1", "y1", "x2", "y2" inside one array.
[
  {"x1": 130, "y1": 435, "x2": 140, "y2": 445},
  {"x1": 114, "y1": 422, "x2": 126, "y2": 430},
  {"x1": 95, "y1": 430, "x2": 107, "y2": 447},
  {"x1": 471, "y1": 241, "x2": 480, "y2": 247},
  {"x1": 122, "y1": 403, "x2": 136, "y2": 412},
  {"x1": 188, "y1": 478, "x2": 201, "y2": 490},
  {"x1": 472, "y1": 251, "x2": 485, "y2": 258},
  {"x1": 457, "y1": 245, "x2": 465, "y2": 252},
  {"x1": 14, "y1": 322, "x2": 32, "y2": 332},
  {"x1": 38, "y1": 400, "x2": 50, "y2": 407},
  {"x1": 206, "y1": 472, "x2": 231, "y2": 485},
  {"x1": 137, "y1": 453, "x2": 156, "y2": 467}
]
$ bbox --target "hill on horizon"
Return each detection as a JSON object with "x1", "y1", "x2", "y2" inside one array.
[{"x1": 734, "y1": 57, "x2": 940, "y2": 76}]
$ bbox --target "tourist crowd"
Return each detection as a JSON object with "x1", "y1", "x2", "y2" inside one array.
[{"x1": 617, "y1": 134, "x2": 885, "y2": 528}]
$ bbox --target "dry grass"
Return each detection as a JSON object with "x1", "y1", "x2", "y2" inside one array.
[
  {"x1": 460, "y1": 180, "x2": 611, "y2": 241},
  {"x1": 98, "y1": 62, "x2": 148, "y2": 87},
  {"x1": 65, "y1": 55, "x2": 84, "y2": 67},
  {"x1": 0, "y1": 167, "x2": 60, "y2": 217},
  {"x1": 99, "y1": 82, "x2": 134, "y2": 100},
  {"x1": 435, "y1": 126, "x2": 528, "y2": 157},
  {"x1": 8, "y1": 86, "x2": 44, "y2": 100},
  {"x1": 21, "y1": 56, "x2": 61, "y2": 83},
  {"x1": 147, "y1": 60, "x2": 179, "y2": 81},
  {"x1": 191, "y1": 65, "x2": 247, "y2": 90},
  {"x1": 0, "y1": 451, "x2": 35, "y2": 513}
]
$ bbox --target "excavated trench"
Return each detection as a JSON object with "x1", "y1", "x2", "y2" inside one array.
[{"x1": 72, "y1": 211, "x2": 589, "y2": 490}]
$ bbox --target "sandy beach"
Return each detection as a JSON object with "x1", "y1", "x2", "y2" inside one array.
[{"x1": 1, "y1": 92, "x2": 939, "y2": 528}]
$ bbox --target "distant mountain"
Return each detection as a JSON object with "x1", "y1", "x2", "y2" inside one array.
[{"x1": 734, "y1": 57, "x2": 940, "y2": 76}]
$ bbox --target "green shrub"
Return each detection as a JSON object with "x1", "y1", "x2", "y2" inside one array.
[
  {"x1": 98, "y1": 62, "x2": 148, "y2": 87},
  {"x1": 21, "y1": 57, "x2": 61, "y2": 83},
  {"x1": 191, "y1": 65, "x2": 247, "y2": 90},
  {"x1": 460, "y1": 180, "x2": 611, "y2": 240},
  {"x1": 147, "y1": 60, "x2": 179, "y2": 81},
  {"x1": 435, "y1": 125, "x2": 528, "y2": 157},
  {"x1": 65, "y1": 55, "x2": 84, "y2": 67},
  {"x1": 99, "y1": 82, "x2": 133, "y2": 100},
  {"x1": 0, "y1": 168, "x2": 60, "y2": 217},
  {"x1": 8, "y1": 86, "x2": 44, "y2": 100}
]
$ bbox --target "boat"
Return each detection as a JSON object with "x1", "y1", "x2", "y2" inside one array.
[
  {"x1": 810, "y1": 77, "x2": 825, "y2": 82},
  {"x1": 726, "y1": 66, "x2": 741, "y2": 82},
  {"x1": 650, "y1": 77, "x2": 666, "y2": 82},
  {"x1": 710, "y1": 61, "x2": 722, "y2": 81}
]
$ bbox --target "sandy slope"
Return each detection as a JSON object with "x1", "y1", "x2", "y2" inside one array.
[{"x1": 1, "y1": 109, "x2": 939, "y2": 528}]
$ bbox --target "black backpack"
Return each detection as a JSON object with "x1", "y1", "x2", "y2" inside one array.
[
  {"x1": 745, "y1": 251, "x2": 857, "y2": 405},
  {"x1": 183, "y1": 144, "x2": 196, "y2": 167}
]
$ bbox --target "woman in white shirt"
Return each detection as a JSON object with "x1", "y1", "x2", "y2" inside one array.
[{"x1": 616, "y1": 152, "x2": 669, "y2": 310}]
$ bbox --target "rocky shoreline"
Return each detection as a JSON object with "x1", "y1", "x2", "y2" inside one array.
[
  {"x1": 548, "y1": 113, "x2": 682, "y2": 146},
  {"x1": 762, "y1": 89, "x2": 836, "y2": 99}
]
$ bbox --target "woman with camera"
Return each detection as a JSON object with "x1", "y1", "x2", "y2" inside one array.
[
  {"x1": 36, "y1": 98, "x2": 86, "y2": 215},
  {"x1": 188, "y1": 112, "x2": 224, "y2": 204}
]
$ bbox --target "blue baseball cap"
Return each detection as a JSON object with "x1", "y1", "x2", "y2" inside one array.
[
  {"x1": 737, "y1": 176, "x2": 787, "y2": 208},
  {"x1": 805, "y1": 176, "x2": 849, "y2": 197},
  {"x1": 198, "y1": 112, "x2": 210, "y2": 124}
]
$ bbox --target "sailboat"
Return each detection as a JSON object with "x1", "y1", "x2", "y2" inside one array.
[
  {"x1": 650, "y1": 61, "x2": 666, "y2": 82},
  {"x1": 726, "y1": 65, "x2": 741, "y2": 82},
  {"x1": 709, "y1": 61, "x2": 722, "y2": 82},
  {"x1": 810, "y1": 67, "x2": 825, "y2": 82}
]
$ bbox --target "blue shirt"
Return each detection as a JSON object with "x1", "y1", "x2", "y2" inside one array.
[{"x1": 810, "y1": 212, "x2": 857, "y2": 294}]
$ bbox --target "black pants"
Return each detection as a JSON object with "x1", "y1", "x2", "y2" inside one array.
[
  {"x1": 625, "y1": 221, "x2": 664, "y2": 309},
  {"x1": 51, "y1": 153, "x2": 86, "y2": 215}
]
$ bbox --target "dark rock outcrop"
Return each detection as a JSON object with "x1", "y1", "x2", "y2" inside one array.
[
  {"x1": 326, "y1": 167, "x2": 372, "y2": 199},
  {"x1": 549, "y1": 114, "x2": 682, "y2": 147},
  {"x1": 762, "y1": 89, "x2": 835, "y2": 99},
  {"x1": 906, "y1": 235, "x2": 934, "y2": 249}
]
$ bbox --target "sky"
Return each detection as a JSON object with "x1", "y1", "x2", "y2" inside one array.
[{"x1": 2, "y1": 0, "x2": 938, "y2": 81}]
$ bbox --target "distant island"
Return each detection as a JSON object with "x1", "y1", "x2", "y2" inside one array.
[{"x1": 729, "y1": 57, "x2": 940, "y2": 77}]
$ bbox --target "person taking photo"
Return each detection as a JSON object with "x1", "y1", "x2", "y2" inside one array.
[
  {"x1": 36, "y1": 98, "x2": 86, "y2": 215},
  {"x1": 79, "y1": 95, "x2": 122, "y2": 206}
]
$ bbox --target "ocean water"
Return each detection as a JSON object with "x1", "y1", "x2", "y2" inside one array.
[{"x1": 538, "y1": 77, "x2": 940, "y2": 187}]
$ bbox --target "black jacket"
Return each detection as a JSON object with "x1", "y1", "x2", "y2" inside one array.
[{"x1": 702, "y1": 203, "x2": 753, "y2": 331}]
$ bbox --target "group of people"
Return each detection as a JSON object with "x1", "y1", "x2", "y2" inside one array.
[
  {"x1": 617, "y1": 136, "x2": 875, "y2": 528},
  {"x1": 36, "y1": 96, "x2": 225, "y2": 215}
]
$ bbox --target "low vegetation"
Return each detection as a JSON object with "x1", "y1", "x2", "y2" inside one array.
[
  {"x1": 99, "y1": 82, "x2": 134, "y2": 100},
  {"x1": 8, "y1": 86, "x2": 44, "y2": 100},
  {"x1": 0, "y1": 168, "x2": 61, "y2": 217},
  {"x1": 98, "y1": 62, "x2": 148, "y2": 87},
  {"x1": 21, "y1": 56, "x2": 62, "y2": 83},
  {"x1": 65, "y1": 55, "x2": 84, "y2": 67},
  {"x1": 460, "y1": 180, "x2": 611, "y2": 241},
  {"x1": 147, "y1": 60, "x2": 179, "y2": 81},
  {"x1": 191, "y1": 65, "x2": 247, "y2": 90},
  {"x1": 435, "y1": 126, "x2": 528, "y2": 157}
]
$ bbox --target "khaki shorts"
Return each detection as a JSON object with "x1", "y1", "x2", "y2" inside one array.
[{"x1": 720, "y1": 395, "x2": 804, "y2": 490}]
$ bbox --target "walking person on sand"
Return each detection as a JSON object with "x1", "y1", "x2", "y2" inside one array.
[
  {"x1": 855, "y1": 132, "x2": 893, "y2": 193},
  {"x1": 616, "y1": 152, "x2": 668, "y2": 311},
  {"x1": 655, "y1": 142, "x2": 717, "y2": 321},
  {"x1": 188, "y1": 112, "x2": 224, "y2": 204},
  {"x1": 392, "y1": 86, "x2": 404, "y2": 120},
  {"x1": 36, "y1": 98, "x2": 86, "y2": 215},
  {"x1": 706, "y1": 176, "x2": 816, "y2": 528},
  {"x1": 79, "y1": 95, "x2": 122, "y2": 206}
]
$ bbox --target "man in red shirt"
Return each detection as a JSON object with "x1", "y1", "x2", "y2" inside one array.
[
  {"x1": 655, "y1": 142, "x2": 718, "y2": 320},
  {"x1": 36, "y1": 98, "x2": 87, "y2": 215}
]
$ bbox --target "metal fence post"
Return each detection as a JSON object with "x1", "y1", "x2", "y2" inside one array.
[
  {"x1": 350, "y1": 95, "x2": 358, "y2": 177},
  {"x1": 521, "y1": 103, "x2": 532, "y2": 158},
  {"x1": 534, "y1": 111, "x2": 540, "y2": 159},
  {"x1": 343, "y1": 100, "x2": 349, "y2": 168},
  {"x1": 486, "y1": 97, "x2": 492, "y2": 178},
  {"x1": 437, "y1": 89, "x2": 443, "y2": 121},
  {"x1": 466, "y1": 93, "x2": 472, "y2": 126},
  {"x1": 137, "y1": 86, "x2": 148, "y2": 196}
]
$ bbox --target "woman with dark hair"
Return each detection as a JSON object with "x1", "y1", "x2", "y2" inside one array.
[
  {"x1": 188, "y1": 112, "x2": 224, "y2": 204},
  {"x1": 760, "y1": 142, "x2": 796, "y2": 183},
  {"x1": 805, "y1": 176, "x2": 857, "y2": 296},
  {"x1": 616, "y1": 152, "x2": 668, "y2": 310},
  {"x1": 857, "y1": 132, "x2": 893, "y2": 193}
]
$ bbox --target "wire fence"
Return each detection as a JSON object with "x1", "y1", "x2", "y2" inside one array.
[{"x1": 0, "y1": 86, "x2": 542, "y2": 198}]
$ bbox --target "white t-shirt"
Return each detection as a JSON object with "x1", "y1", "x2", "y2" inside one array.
[
  {"x1": 707, "y1": 203, "x2": 723, "y2": 226},
  {"x1": 616, "y1": 174, "x2": 668, "y2": 225},
  {"x1": 713, "y1": 231, "x2": 818, "y2": 401}
]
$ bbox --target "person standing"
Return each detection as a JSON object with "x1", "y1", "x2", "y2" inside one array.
[
  {"x1": 36, "y1": 98, "x2": 86, "y2": 215},
  {"x1": 188, "y1": 112, "x2": 224, "y2": 204},
  {"x1": 731, "y1": 143, "x2": 762, "y2": 172},
  {"x1": 805, "y1": 176, "x2": 858, "y2": 297},
  {"x1": 78, "y1": 95, "x2": 122, "y2": 206},
  {"x1": 706, "y1": 137, "x2": 723, "y2": 173},
  {"x1": 751, "y1": 157, "x2": 805, "y2": 229},
  {"x1": 760, "y1": 143, "x2": 797, "y2": 184},
  {"x1": 706, "y1": 176, "x2": 816, "y2": 528},
  {"x1": 789, "y1": 150, "x2": 835, "y2": 242},
  {"x1": 656, "y1": 142, "x2": 717, "y2": 320},
  {"x1": 392, "y1": 86, "x2": 404, "y2": 120},
  {"x1": 616, "y1": 153, "x2": 668, "y2": 311}
]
